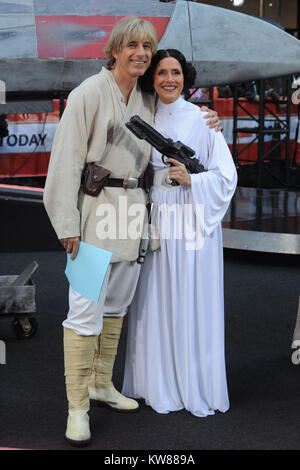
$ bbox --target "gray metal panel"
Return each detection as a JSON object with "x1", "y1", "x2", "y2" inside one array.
[
  {"x1": 33, "y1": 0, "x2": 174, "y2": 16},
  {"x1": 1, "y1": 0, "x2": 300, "y2": 91},
  {"x1": 158, "y1": 0, "x2": 192, "y2": 61},
  {"x1": 222, "y1": 228, "x2": 300, "y2": 255},
  {"x1": 158, "y1": 1, "x2": 300, "y2": 87},
  {"x1": 0, "y1": 100, "x2": 53, "y2": 113},
  {"x1": 54, "y1": 59, "x2": 105, "y2": 91},
  {"x1": 0, "y1": 0, "x2": 37, "y2": 58},
  {"x1": 1, "y1": 58, "x2": 105, "y2": 92},
  {"x1": 0, "y1": 185, "x2": 43, "y2": 204},
  {"x1": 189, "y1": 2, "x2": 300, "y2": 86},
  {"x1": 0, "y1": 1, "x2": 33, "y2": 13}
]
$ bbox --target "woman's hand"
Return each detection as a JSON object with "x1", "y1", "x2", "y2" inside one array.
[
  {"x1": 166, "y1": 158, "x2": 191, "y2": 186},
  {"x1": 60, "y1": 236, "x2": 80, "y2": 260},
  {"x1": 200, "y1": 106, "x2": 222, "y2": 132}
]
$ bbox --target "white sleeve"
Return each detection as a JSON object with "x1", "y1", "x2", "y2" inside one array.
[
  {"x1": 190, "y1": 128, "x2": 237, "y2": 236},
  {"x1": 43, "y1": 89, "x2": 89, "y2": 239}
]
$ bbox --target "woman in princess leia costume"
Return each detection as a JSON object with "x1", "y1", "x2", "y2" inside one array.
[{"x1": 122, "y1": 49, "x2": 237, "y2": 418}]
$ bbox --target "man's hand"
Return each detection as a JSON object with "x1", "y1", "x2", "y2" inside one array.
[
  {"x1": 201, "y1": 106, "x2": 222, "y2": 132},
  {"x1": 167, "y1": 158, "x2": 191, "y2": 186},
  {"x1": 60, "y1": 236, "x2": 80, "y2": 260}
]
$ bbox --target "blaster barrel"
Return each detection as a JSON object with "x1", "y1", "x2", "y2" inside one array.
[
  {"x1": 126, "y1": 115, "x2": 168, "y2": 153},
  {"x1": 126, "y1": 115, "x2": 195, "y2": 158},
  {"x1": 126, "y1": 115, "x2": 206, "y2": 175}
]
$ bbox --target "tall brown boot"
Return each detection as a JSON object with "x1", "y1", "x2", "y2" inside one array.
[
  {"x1": 64, "y1": 327, "x2": 96, "y2": 445},
  {"x1": 89, "y1": 316, "x2": 139, "y2": 412}
]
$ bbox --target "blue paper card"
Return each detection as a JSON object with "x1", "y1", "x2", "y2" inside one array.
[{"x1": 65, "y1": 241, "x2": 112, "y2": 302}]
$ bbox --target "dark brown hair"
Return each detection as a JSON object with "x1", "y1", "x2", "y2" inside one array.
[{"x1": 138, "y1": 49, "x2": 196, "y2": 94}]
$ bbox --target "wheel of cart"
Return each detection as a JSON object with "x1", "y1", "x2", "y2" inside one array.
[{"x1": 11, "y1": 315, "x2": 38, "y2": 339}]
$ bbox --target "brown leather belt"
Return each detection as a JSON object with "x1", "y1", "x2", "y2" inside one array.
[{"x1": 105, "y1": 177, "x2": 145, "y2": 189}]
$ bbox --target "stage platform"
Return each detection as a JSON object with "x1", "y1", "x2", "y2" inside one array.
[
  {"x1": 223, "y1": 187, "x2": 300, "y2": 255},
  {"x1": 0, "y1": 184, "x2": 299, "y2": 255}
]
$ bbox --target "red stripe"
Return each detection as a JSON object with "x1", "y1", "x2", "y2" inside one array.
[
  {"x1": 36, "y1": 16, "x2": 170, "y2": 59},
  {"x1": 0, "y1": 184, "x2": 43, "y2": 192}
]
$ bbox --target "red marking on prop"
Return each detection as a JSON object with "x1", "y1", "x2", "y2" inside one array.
[{"x1": 36, "y1": 16, "x2": 170, "y2": 59}]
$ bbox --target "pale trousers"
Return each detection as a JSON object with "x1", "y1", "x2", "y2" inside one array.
[{"x1": 62, "y1": 261, "x2": 141, "y2": 336}]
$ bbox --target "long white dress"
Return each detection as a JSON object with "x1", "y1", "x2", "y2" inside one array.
[{"x1": 122, "y1": 96, "x2": 237, "y2": 417}]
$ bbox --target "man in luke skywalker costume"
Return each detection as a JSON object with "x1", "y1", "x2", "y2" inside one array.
[{"x1": 44, "y1": 16, "x2": 221, "y2": 445}]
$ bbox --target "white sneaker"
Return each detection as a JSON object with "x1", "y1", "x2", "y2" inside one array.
[
  {"x1": 89, "y1": 384, "x2": 139, "y2": 412},
  {"x1": 65, "y1": 410, "x2": 91, "y2": 446}
]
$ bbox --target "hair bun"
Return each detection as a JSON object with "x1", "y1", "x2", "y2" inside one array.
[{"x1": 185, "y1": 62, "x2": 196, "y2": 90}]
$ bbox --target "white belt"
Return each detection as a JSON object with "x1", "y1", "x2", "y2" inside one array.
[{"x1": 153, "y1": 168, "x2": 179, "y2": 192}]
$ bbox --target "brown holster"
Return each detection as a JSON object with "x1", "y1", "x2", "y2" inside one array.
[{"x1": 81, "y1": 163, "x2": 111, "y2": 197}]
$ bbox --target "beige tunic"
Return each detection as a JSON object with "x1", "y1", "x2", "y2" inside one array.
[{"x1": 43, "y1": 67, "x2": 155, "y2": 262}]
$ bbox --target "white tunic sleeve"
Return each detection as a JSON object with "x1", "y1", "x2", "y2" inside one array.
[
  {"x1": 43, "y1": 89, "x2": 89, "y2": 239},
  {"x1": 190, "y1": 124, "x2": 237, "y2": 236}
]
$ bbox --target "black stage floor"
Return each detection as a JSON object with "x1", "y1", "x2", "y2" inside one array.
[
  {"x1": 0, "y1": 184, "x2": 299, "y2": 452},
  {"x1": 0, "y1": 249, "x2": 299, "y2": 451}
]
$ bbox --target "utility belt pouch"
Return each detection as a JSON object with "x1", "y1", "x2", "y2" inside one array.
[{"x1": 82, "y1": 163, "x2": 111, "y2": 197}]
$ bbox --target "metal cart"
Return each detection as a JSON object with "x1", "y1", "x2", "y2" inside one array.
[{"x1": 0, "y1": 261, "x2": 38, "y2": 339}]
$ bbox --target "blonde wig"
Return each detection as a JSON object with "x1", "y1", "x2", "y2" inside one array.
[{"x1": 104, "y1": 17, "x2": 158, "y2": 69}]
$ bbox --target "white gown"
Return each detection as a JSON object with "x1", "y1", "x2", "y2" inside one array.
[{"x1": 122, "y1": 96, "x2": 237, "y2": 417}]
